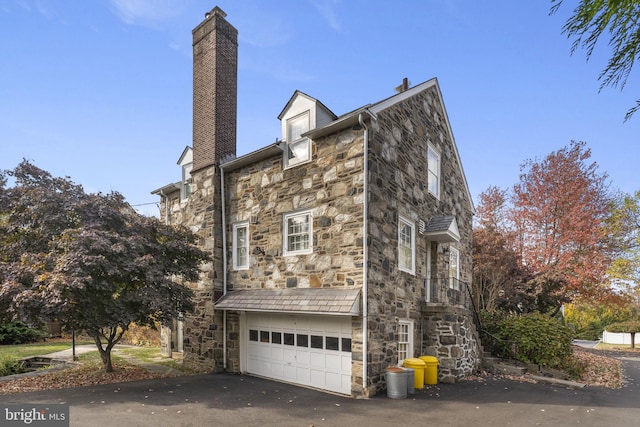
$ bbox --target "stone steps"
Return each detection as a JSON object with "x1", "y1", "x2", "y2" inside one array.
[{"x1": 481, "y1": 354, "x2": 528, "y2": 376}]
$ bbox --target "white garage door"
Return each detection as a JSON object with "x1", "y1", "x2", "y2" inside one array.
[{"x1": 245, "y1": 313, "x2": 352, "y2": 395}]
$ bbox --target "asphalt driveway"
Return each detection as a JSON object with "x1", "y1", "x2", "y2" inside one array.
[{"x1": 2, "y1": 351, "x2": 639, "y2": 427}]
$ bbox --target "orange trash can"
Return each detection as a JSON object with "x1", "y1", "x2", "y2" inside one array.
[{"x1": 419, "y1": 356, "x2": 439, "y2": 385}]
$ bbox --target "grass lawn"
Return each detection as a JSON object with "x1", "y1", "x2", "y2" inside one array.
[
  {"x1": 595, "y1": 342, "x2": 640, "y2": 351},
  {"x1": 0, "y1": 340, "x2": 93, "y2": 360},
  {"x1": 117, "y1": 346, "x2": 162, "y2": 362}
]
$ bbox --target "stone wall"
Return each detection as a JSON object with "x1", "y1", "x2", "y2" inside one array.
[
  {"x1": 365, "y1": 84, "x2": 477, "y2": 392},
  {"x1": 159, "y1": 165, "x2": 226, "y2": 372},
  {"x1": 422, "y1": 305, "x2": 481, "y2": 382},
  {"x1": 222, "y1": 129, "x2": 367, "y2": 381}
]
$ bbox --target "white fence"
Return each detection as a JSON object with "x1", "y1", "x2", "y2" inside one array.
[{"x1": 602, "y1": 330, "x2": 638, "y2": 345}]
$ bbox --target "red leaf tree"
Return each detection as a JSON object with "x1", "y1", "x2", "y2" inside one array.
[
  {"x1": 473, "y1": 142, "x2": 617, "y2": 314},
  {"x1": 511, "y1": 141, "x2": 612, "y2": 304},
  {"x1": 0, "y1": 161, "x2": 211, "y2": 372}
]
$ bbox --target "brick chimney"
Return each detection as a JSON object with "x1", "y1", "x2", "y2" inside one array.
[{"x1": 192, "y1": 6, "x2": 238, "y2": 172}]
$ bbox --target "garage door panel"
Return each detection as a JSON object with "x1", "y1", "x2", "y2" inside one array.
[
  {"x1": 341, "y1": 355, "x2": 351, "y2": 371},
  {"x1": 245, "y1": 313, "x2": 352, "y2": 395},
  {"x1": 283, "y1": 348, "x2": 296, "y2": 364},
  {"x1": 310, "y1": 351, "x2": 326, "y2": 368},
  {"x1": 296, "y1": 349, "x2": 310, "y2": 365}
]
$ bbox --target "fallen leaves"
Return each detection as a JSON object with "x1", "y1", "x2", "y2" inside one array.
[
  {"x1": 571, "y1": 348, "x2": 624, "y2": 388},
  {"x1": 0, "y1": 360, "x2": 170, "y2": 395}
]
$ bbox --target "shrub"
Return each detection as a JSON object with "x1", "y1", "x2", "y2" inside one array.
[
  {"x1": 121, "y1": 323, "x2": 160, "y2": 347},
  {"x1": 481, "y1": 311, "x2": 574, "y2": 368},
  {"x1": 0, "y1": 356, "x2": 26, "y2": 377},
  {"x1": 0, "y1": 321, "x2": 46, "y2": 345}
]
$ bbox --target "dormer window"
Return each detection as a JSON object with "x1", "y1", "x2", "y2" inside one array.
[
  {"x1": 284, "y1": 111, "x2": 310, "y2": 168},
  {"x1": 181, "y1": 162, "x2": 192, "y2": 201}
]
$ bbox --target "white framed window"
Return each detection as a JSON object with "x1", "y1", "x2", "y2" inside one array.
[
  {"x1": 449, "y1": 246, "x2": 460, "y2": 290},
  {"x1": 233, "y1": 222, "x2": 249, "y2": 270},
  {"x1": 284, "y1": 112, "x2": 311, "y2": 168},
  {"x1": 283, "y1": 210, "x2": 313, "y2": 255},
  {"x1": 398, "y1": 320, "x2": 414, "y2": 366},
  {"x1": 181, "y1": 162, "x2": 192, "y2": 201},
  {"x1": 427, "y1": 144, "x2": 440, "y2": 198},
  {"x1": 398, "y1": 216, "x2": 415, "y2": 274}
]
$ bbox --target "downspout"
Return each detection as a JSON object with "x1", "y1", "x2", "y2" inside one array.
[
  {"x1": 358, "y1": 113, "x2": 369, "y2": 393},
  {"x1": 159, "y1": 189, "x2": 170, "y2": 359},
  {"x1": 220, "y1": 165, "x2": 228, "y2": 370}
]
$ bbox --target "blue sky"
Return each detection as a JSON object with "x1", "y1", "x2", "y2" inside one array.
[{"x1": 2, "y1": 0, "x2": 638, "y2": 216}]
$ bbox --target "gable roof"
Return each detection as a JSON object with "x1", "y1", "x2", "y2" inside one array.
[
  {"x1": 423, "y1": 215, "x2": 460, "y2": 243},
  {"x1": 307, "y1": 78, "x2": 474, "y2": 212},
  {"x1": 277, "y1": 90, "x2": 337, "y2": 121}
]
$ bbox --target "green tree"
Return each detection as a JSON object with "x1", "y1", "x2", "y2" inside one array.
[
  {"x1": 0, "y1": 161, "x2": 210, "y2": 372},
  {"x1": 564, "y1": 301, "x2": 635, "y2": 340},
  {"x1": 551, "y1": 0, "x2": 640, "y2": 121},
  {"x1": 606, "y1": 190, "x2": 640, "y2": 302},
  {"x1": 606, "y1": 320, "x2": 640, "y2": 348}
]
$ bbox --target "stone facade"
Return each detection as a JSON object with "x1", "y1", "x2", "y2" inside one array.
[
  {"x1": 153, "y1": 7, "x2": 480, "y2": 397},
  {"x1": 363, "y1": 84, "x2": 478, "y2": 394}
]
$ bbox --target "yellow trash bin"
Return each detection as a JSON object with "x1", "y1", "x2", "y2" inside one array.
[
  {"x1": 420, "y1": 356, "x2": 439, "y2": 385},
  {"x1": 402, "y1": 358, "x2": 426, "y2": 389}
]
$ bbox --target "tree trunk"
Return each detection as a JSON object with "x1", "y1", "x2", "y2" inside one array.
[
  {"x1": 631, "y1": 332, "x2": 636, "y2": 349},
  {"x1": 93, "y1": 334, "x2": 114, "y2": 373}
]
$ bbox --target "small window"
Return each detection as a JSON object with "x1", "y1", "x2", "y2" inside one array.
[
  {"x1": 284, "y1": 333, "x2": 295, "y2": 346},
  {"x1": 283, "y1": 210, "x2": 313, "y2": 255},
  {"x1": 297, "y1": 334, "x2": 309, "y2": 347},
  {"x1": 272, "y1": 332, "x2": 282, "y2": 344},
  {"x1": 232, "y1": 222, "x2": 249, "y2": 270},
  {"x1": 449, "y1": 247, "x2": 460, "y2": 290},
  {"x1": 341, "y1": 338, "x2": 352, "y2": 353},
  {"x1": 260, "y1": 331, "x2": 270, "y2": 343},
  {"x1": 427, "y1": 144, "x2": 440, "y2": 198},
  {"x1": 310, "y1": 335, "x2": 323, "y2": 349},
  {"x1": 284, "y1": 112, "x2": 311, "y2": 168},
  {"x1": 181, "y1": 162, "x2": 193, "y2": 201},
  {"x1": 326, "y1": 336, "x2": 339, "y2": 351},
  {"x1": 398, "y1": 216, "x2": 415, "y2": 274},
  {"x1": 398, "y1": 320, "x2": 414, "y2": 365},
  {"x1": 249, "y1": 329, "x2": 258, "y2": 342}
]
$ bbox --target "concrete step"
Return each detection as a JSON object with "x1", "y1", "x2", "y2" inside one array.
[{"x1": 481, "y1": 355, "x2": 528, "y2": 376}]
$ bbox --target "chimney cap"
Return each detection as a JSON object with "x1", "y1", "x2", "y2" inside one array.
[{"x1": 205, "y1": 6, "x2": 227, "y2": 19}]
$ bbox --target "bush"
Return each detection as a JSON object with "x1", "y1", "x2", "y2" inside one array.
[
  {"x1": 0, "y1": 321, "x2": 46, "y2": 345},
  {"x1": 121, "y1": 323, "x2": 160, "y2": 347},
  {"x1": 481, "y1": 311, "x2": 574, "y2": 368},
  {"x1": 0, "y1": 356, "x2": 26, "y2": 377}
]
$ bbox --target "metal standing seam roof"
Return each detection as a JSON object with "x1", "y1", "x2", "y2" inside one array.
[{"x1": 214, "y1": 288, "x2": 361, "y2": 316}]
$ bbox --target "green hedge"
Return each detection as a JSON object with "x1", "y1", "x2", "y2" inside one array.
[
  {"x1": 0, "y1": 321, "x2": 46, "y2": 345},
  {"x1": 481, "y1": 311, "x2": 574, "y2": 368}
]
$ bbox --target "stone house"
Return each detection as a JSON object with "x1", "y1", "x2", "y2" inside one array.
[{"x1": 152, "y1": 7, "x2": 480, "y2": 398}]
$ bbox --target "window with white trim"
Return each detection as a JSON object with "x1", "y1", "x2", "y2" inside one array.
[
  {"x1": 181, "y1": 162, "x2": 192, "y2": 201},
  {"x1": 398, "y1": 320, "x2": 414, "y2": 366},
  {"x1": 449, "y1": 247, "x2": 460, "y2": 290},
  {"x1": 233, "y1": 222, "x2": 249, "y2": 270},
  {"x1": 427, "y1": 144, "x2": 440, "y2": 198},
  {"x1": 398, "y1": 216, "x2": 415, "y2": 274},
  {"x1": 283, "y1": 210, "x2": 313, "y2": 255},
  {"x1": 284, "y1": 111, "x2": 311, "y2": 168}
]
